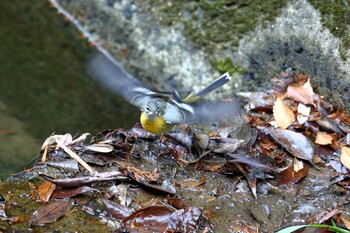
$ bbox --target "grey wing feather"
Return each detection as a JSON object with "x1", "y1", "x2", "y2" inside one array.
[
  {"x1": 87, "y1": 54, "x2": 161, "y2": 109},
  {"x1": 186, "y1": 98, "x2": 241, "y2": 123}
]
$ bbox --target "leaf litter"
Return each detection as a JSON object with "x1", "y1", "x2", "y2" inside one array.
[{"x1": 1, "y1": 72, "x2": 350, "y2": 232}]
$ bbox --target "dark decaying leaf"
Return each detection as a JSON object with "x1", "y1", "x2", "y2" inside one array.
[
  {"x1": 29, "y1": 198, "x2": 69, "y2": 226},
  {"x1": 126, "y1": 169, "x2": 176, "y2": 195},
  {"x1": 226, "y1": 152, "x2": 282, "y2": 173},
  {"x1": 122, "y1": 204, "x2": 202, "y2": 233},
  {"x1": 103, "y1": 199, "x2": 134, "y2": 220},
  {"x1": 40, "y1": 171, "x2": 128, "y2": 188},
  {"x1": 264, "y1": 127, "x2": 314, "y2": 162},
  {"x1": 277, "y1": 165, "x2": 310, "y2": 185},
  {"x1": 230, "y1": 163, "x2": 258, "y2": 198},
  {"x1": 167, "y1": 132, "x2": 194, "y2": 150},
  {"x1": 51, "y1": 186, "x2": 96, "y2": 199},
  {"x1": 37, "y1": 159, "x2": 79, "y2": 173},
  {"x1": 166, "y1": 197, "x2": 190, "y2": 210}
]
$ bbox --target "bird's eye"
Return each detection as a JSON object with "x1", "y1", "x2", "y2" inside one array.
[{"x1": 146, "y1": 107, "x2": 150, "y2": 111}]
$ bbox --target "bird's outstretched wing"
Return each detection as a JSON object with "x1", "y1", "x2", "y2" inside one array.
[{"x1": 87, "y1": 54, "x2": 172, "y2": 109}]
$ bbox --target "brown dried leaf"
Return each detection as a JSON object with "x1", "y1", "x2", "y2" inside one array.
[
  {"x1": 286, "y1": 79, "x2": 315, "y2": 106},
  {"x1": 340, "y1": 146, "x2": 350, "y2": 170},
  {"x1": 273, "y1": 97, "x2": 295, "y2": 129},
  {"x1": 341, "y1": 215, "x2": 350, "y2": 230},
  {"x1": 29, "y1": 199, "x2": 69, "y2": 226},
  {"x1": 277, "y1": 165, "x2": 310, "y2": 185},
  {"x1": 315, "y1": 131, "x2": 333, "y2": 145},
  {"x1": 38, "y1": 181, "x2": 56, "y2": 203}
]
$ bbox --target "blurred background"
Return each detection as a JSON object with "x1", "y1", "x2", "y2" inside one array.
[{"x1": 0, "y1": 1, "x2": 138, "y2": 178}]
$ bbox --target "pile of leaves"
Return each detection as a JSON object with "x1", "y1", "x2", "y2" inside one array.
[{"x1": 1, "y1": 72, "x2": 350, "y2": 232}]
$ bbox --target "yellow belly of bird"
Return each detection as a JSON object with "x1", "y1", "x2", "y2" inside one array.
[{"x1": 140, "y1": 112, "x2": 172, "y2": 135}]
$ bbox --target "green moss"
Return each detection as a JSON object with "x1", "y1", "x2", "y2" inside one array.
[
  {"x1": 212, "y1": 57, "x2": 245, "y2": 75},
  {"x1": 142, "y1": 0, "x2": 287, "y2": 70},
  {"x1": 309, "y1": 0, "x2": 350, "y2": 60}
]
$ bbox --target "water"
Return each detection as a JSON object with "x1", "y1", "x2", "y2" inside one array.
[{"x1": 0, "y1": 0, "x2": 138, "y2": 178}]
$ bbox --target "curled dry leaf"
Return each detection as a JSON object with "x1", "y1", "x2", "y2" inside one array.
[
  {"x1": 315, "y1": 131, "x2": 333, "y2": 145},
  {"x1": 273, "y1": 97, "x2": 295, "y2": 129},
  {"x1": 293, "y1": 157, "x2": 304, "y2": 172},
  {"x1": 297, "y1": 103, "x2": 310, "y2": 124},
  {"x1": 340, "y1": 146, "x2": 350, "y2": 170},
  {"x1": 195, "y1": 133, "x2": 209, "y2": 150},
  {"x1": 41, "y1": 133, "x2": 73, "y2": 150},
  {"x1": 71, "y1": 133, "x2": 90, "y2": 145},
  {"x1": 265, "y1": 128, "x2": 314, "y2": 162},
  {"x1": 84, "y1": 144, "x2": 114, "y2": 153},
  {"x1": 286, "y1": 78, "x2": 315, "y2": 106}
]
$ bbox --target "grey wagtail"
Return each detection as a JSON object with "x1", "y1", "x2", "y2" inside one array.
[{"x1": 88, "y1": 54, "x2": 239, "y2": 135}]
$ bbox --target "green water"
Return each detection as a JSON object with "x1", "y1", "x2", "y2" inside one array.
[{"x1": 0, "y1": 0, "x2": 138, "y2": 178}]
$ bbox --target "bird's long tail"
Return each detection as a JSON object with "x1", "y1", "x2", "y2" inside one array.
[{"x1": 182, "y1": 72, "x2": 231, "y2": 103}]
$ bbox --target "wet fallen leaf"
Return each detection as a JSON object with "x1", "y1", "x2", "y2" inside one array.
[
  {"x1": 103, "y1": 199, "x2": 134, "y2": 220},
  {"x1": 286, "y1": 78, "x2": 315, "y2": 106},
  {"x1": 42, "y1": 159, "x2": 79, "y2": 173},
  {"x1": 315, "y1": 131, "x2": 333, "y2": 145},
  {"x1": 340, "y1": 146, "x2": 350, "y2": 170},
  {"x1": 126, "y1": 170, "x2": 176, "y2": 195},
  {"x1": 29, "y1": 198, "x2": 69, "y2": 226},
  {"x1": 265, "y1": 128, "x2": 314, "y2": 162},
  {"x1": 122, "y1": 204, "x2": 202, "y2": 232},
  {"x1": 122, "y1": 205, "x2": 174, "y2": 232},
  {"x1": 40, "y1": 171, "x2": 128, "y2": 188},
  {"x1": 166, "y1": 197, "x2": 189, "y2": 210},
  {"x1": 38, "y1": 181, "x2": 56, "y2": 203},
  {"x1": 277, "y1": 165, "x2": 310, "y2": 185},
  {"x1": 51, "y1": 186, "x2": 96, "y2": 199},
  {"x1": 273, "y1": 97, "x2": 295, "y2": 129}
]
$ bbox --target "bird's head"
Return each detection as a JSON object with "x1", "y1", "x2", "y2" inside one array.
[{"x1": 145, "y1": 101, "x2": 161, "y2": 121}]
